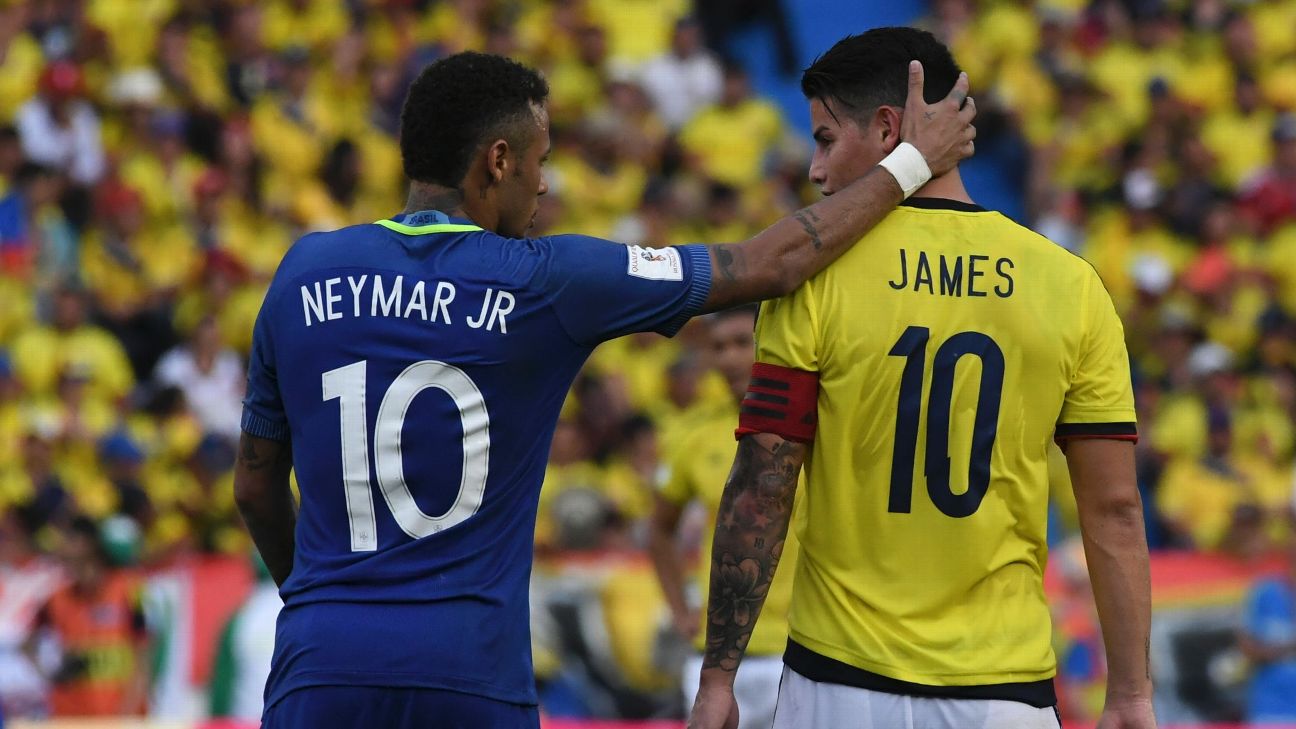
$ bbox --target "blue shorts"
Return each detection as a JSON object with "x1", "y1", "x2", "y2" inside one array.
[{"x1": 262, "y1": 685, "x2": 540, "y2": 729}]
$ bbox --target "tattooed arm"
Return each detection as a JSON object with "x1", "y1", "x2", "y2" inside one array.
[
  {"x1": 688, "y1": 433, "x2": 807, "y2": 729},
  {"x1": 698, "y1": 62, "x2": 976, "y2": 312},
  {"x1": 234, "y1": 433, "x2": 297, "y2": 587}
]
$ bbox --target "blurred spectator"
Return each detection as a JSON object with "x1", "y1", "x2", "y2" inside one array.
[
  {"x1": 0, "y1": 161, "x2": 73, "y2": 287},
  {"x1": 208, "y1": 556, "x2": 281, "y2": 722},
  {"x1": 547, "y1": 23, "x2": 612, "y2": 126},
  {"x1": 587, "y1": 0, "x2": 688, "y2": 69},
  {"x1": 679, "y1": 62, "x2": 785, "y2": 189},
  {"x1": 638, "y1": 17, "x2": 722, "y2": 130},
  {"x1": 15, "y1": 61, "x2": 104, "y2": 188},
  {"x1": 97, "y1": 432, "x2": 153, "y2": 531},
  {"x1": 552, "y1": 114, "x2": 647, "y2": 239},
  {"x1": 1051, "y1": 538, "x2": 1105, "y2": 724},
  {"x1": 3, "y1": 425, "x2": 74, "y2": 534},
  {"x1": 261, "y1": 0, "x2": 348, "y2": 54},
  {"x1": 221, "y1": 4, "x2": 272, "y2": 108},
  {"x1": 35, "y1": 517, "x2": 148, "y2": 717},
  {"x1": 1162, "y1": 139, "x2": 1226, "y2": 240},
  {"x1": 0, "y1": 506, "x2": 64, "y2": 720},
  {"x1": 1240, "y1": 113, "x2": 1296, "y2": 235},
  {"x1": 152, "y1": 316, "x2": 244, "y2": 442},
  {"x1": 80, "y1": 178, "x2": 194, "y2": 378},
  {"x1": 10, "y1": 282, "x2": 134, "y2": 404},
  {"x1": 0, "y1": 3, "x2": 42, "y2": 124},
  {"x1": 1201, "y1": 72, "x2": 1273, "y2": 193},
  {"x1": 599, "y1": 414, "x2": 660, "y2": 523},
  {"x1": 1156, "y1": 403, "x2": 1281, "y2": 556},
  {"x1": 1240, "y1": 531, "x2": 1296, "y2": 723},
  {"x1": 610, "y1": 180, "x2": 677, "y2": 249}
]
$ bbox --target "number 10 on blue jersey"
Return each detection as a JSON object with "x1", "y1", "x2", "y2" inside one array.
[{"x1": 322, "y1": 359, "x2": 491, "y2": 551}]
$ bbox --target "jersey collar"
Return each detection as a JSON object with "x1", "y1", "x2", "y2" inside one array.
[
  {"x1": 375, "y1": 209, "x2": 483, "y2": 235},
  {"x1": 899, "y1": 198, "x2": 987, "y2": 213}
]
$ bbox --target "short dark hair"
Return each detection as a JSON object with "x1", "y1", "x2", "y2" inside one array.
[
  {"x1": 801, "y1": 27, "x2": 960, "y2": 123},
  {"x1": 400, "y1": 52, "x2": 549, "y2": 187}
]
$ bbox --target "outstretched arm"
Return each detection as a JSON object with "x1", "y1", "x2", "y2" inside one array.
[
  {"x1": 699, "y1": 61, "x2": 976, "y2": 312},
  {"x1": 648, "y1": 494, "x2": 699, "y2": 640},
  {"x1": 1065, "y1": 438, "x2": 1157, "y2": 729},
  {"x1": 688, "y1": 433, "x2": 807, "y2": 729},
  {"x1": 234, "y1": 433, "x2": 296, "y2": 587}
]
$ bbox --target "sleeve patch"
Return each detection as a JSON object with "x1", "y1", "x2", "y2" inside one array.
[
  {"x1": 626, "y1": 245, "x2": 683, "y2": 281},
  {"x1": 736, "y1": 363, "x2": 818, "y2": 442}
]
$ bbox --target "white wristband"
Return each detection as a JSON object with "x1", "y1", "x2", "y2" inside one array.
[{"x1": 878, "y1": 142, "x2": 932, "y2": 199}]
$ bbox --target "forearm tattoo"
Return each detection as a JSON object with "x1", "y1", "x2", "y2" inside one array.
[
  {"x1": 238, "y1": 433, "x2": 292, "y2": 473},
  {"x1": 702, "y1": 436, "x2": 804, "y2": 672},
  {"x1": 794, "y1": 209, "x2": 824, "y2": 251},
  {"x1": 714, "y1": 244, "x2": 742, "y2": 282}
]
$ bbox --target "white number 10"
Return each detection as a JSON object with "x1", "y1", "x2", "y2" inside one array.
[{"x1": 322, "y1": 359, "x2": 490, "y2": 552}]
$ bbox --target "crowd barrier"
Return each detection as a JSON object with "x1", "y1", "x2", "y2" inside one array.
[
  {"x1": 7, "y1": 716, "x2": 1296, "y2": 721},
  {"x1": 8, "y1": 549, "x2": 1290, "y2": 728}
]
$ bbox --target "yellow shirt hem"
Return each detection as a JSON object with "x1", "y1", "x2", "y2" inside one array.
[{"x1": 787, "y1": 630, "x2": 1057, "y2": 686}]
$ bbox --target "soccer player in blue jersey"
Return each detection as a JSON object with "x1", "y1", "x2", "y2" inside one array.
[{"x1": 234, "y1": 51, "x2": 975, "y2": 728}]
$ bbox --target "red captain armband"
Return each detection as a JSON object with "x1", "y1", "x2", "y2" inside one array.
[{"x1": 735, "y1": 363, "x2": 819, "y2": 443}]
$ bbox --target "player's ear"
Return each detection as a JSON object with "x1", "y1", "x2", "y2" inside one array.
[
  {"x1": 485, "y1": 138, "x2": 509, "y2": 184},
  {"x1": 877, "y1": 106, "x2": 902, "y2": 153}
]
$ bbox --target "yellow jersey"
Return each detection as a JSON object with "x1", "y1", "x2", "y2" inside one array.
[
  {"x1": 753, "y1": 198, "x2": 1136, "y2": 693},
  {"x1": 659, "y1": 400, "x2": 802, "y2": 656}
]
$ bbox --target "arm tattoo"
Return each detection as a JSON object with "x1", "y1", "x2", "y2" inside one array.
[
  {"x1": 239, "y1": 434, "x2": 291, "y2": 472},
  {"x1": 702, "y1": 436, "x2": 805, "y2": 673},
  {"x1": 793, "y1": 211, "x2": 825, "y2": 251},
  {"x1": 235, "y1": 433, "x2": 296, "y2": 586},
  {"x1": 714, "y1": 244, "x2": 741, "y2": 282}
]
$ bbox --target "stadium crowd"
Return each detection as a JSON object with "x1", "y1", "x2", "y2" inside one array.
[{"x1": 0, "y1": 0, "x2": 1294, "y2": 724}]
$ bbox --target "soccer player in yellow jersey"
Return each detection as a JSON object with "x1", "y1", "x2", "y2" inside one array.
[
  {"x1": 689, "y1": 29, "x2": 1156, "y2": 729},
  {"x1": 650, "y1": 304, "x2": 801, "y2": 728}
]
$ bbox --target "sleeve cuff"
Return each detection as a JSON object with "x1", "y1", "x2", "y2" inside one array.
[
  {"x1": 241, "y1": 408, "x2": 291, "y2": 442},
  {"x1": 656, "y1": 244, "x2": 712, "y2": 338},
  {"x1": 1054, "y1": 421, "x2": 1138, "y2": 444}
]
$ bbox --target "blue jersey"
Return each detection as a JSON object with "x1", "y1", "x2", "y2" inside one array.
[{"x1": 241, "y1": 211, "x2": 711, "y2": 708}]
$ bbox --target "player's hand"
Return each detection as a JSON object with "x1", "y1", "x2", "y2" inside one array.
[
  {"x1": 687, "y1": 683, "x2": 739, "y2": 729},
  {"x1": 673, "y1": 608, "x2": 701, "y2": 641},
  {"x1": 900, "y1": 60, "x2": 976, "y2": 177},
  {"x1": 1096, "y1": 697, "x2": 1157, "y2": 729}
]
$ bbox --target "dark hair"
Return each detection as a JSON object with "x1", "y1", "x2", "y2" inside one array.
[
  {"x1": 620, "y1": 413, "x2": 656, "y2": 442},
  {"x1": 13, "y1": 162, "x2": 55, "y2": 187},
  {"x1": 801, "y1": 27, "x2": 960, "y2": 122},
  {"x1": 67, "y1": 516, "x2": 110, "y2": 564},
  {"x1": 400, "y1": 52, "x2": 549, "y2": 187}
]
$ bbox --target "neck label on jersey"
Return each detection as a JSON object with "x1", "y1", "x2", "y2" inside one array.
[{"x1": 400, "y1": 210, "x2": 452, "y2": 226}]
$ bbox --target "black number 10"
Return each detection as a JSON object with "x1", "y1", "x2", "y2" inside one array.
[{"x1": 887, "y1": 326, "x2": 1005, "y2": 518}]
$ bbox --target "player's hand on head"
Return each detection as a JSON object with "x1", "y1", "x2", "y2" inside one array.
[{"x1": 900, "y1": 60, "x2": 977, "y2": 176}]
